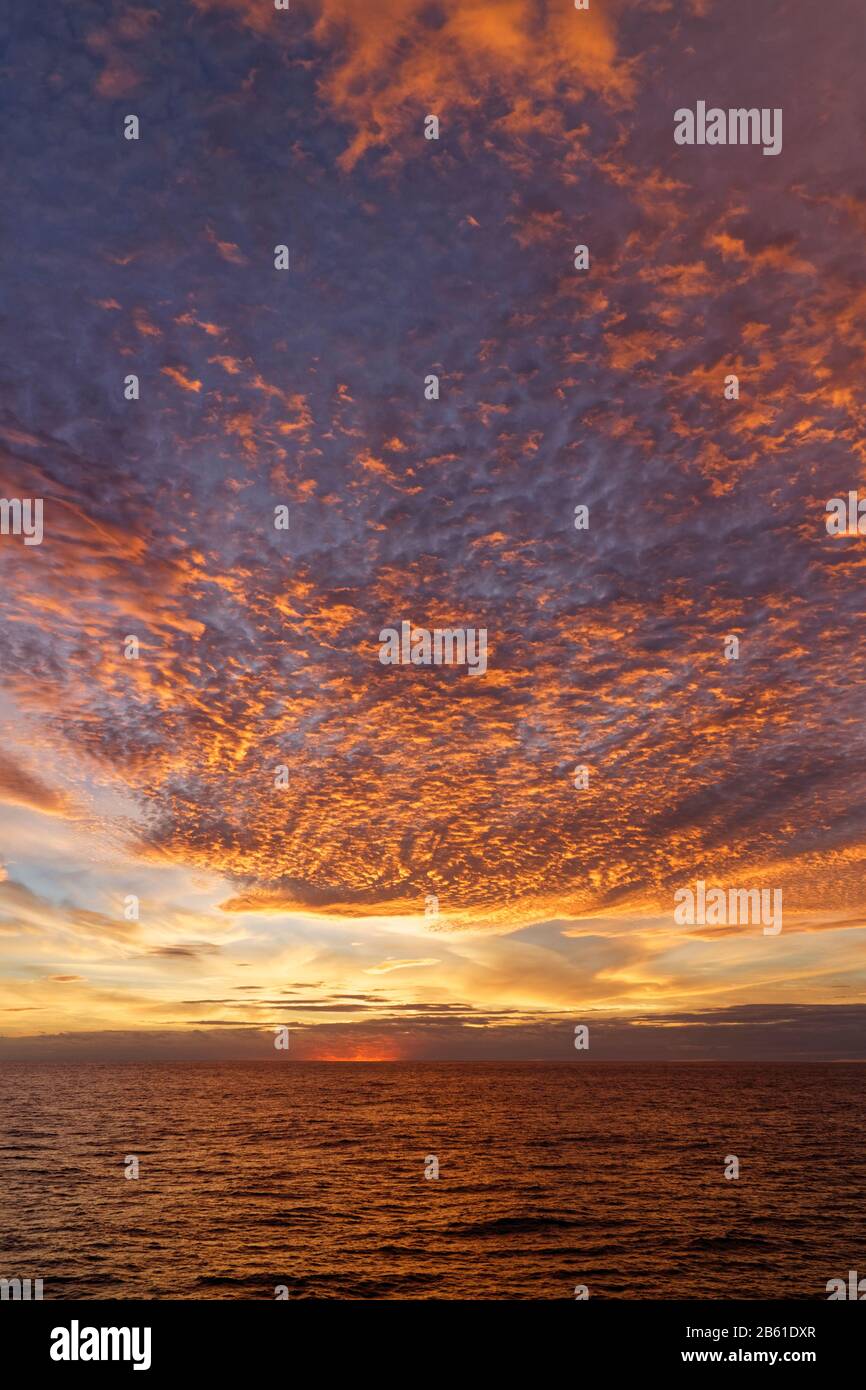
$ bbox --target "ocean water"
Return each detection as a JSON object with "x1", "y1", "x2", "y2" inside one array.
[{"x1": 0, "y1": 1062, "x2": 862, "y2": 1300}]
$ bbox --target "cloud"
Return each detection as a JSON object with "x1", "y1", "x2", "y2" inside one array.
[
  {"x1": 2, "y1": 0, "x2": 866, "y2": 1056},
  {"x1": 2, "y1": 1005, "x2": 865, "y2": 1062},
  {"x1": 365, "y1": 957, "x2": 440, "y2": 974},
  {"x1": 0, "y1": 751, "x2": 74, "y2": 817},
  {"x1": 307, "y1": 0, "x2": 634, "y2": 171},
  {"x1": 161, "y1": 365, "x2": 203, "y2": 394}
]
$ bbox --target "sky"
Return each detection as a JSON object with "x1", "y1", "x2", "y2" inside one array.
[{"x1": 1, "y1": 0, "x2": 865, "y2": 1061}]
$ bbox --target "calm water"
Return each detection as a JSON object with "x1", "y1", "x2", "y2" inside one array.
[{"x1": 0, "y1": 1062, "x2": 862, "y2": 1299}]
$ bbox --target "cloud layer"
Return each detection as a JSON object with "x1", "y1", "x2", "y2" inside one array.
[{"x1": 1, "y1": 0, "x2": 865, "y2": 1055}]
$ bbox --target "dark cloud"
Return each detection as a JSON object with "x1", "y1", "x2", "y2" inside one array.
[{"x1": 1, "y1": 1005, "x2": 864, "y2": 1062}]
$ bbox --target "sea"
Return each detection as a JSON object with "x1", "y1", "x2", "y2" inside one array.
[{"x1": 0, "y1": 1062, "x2": 862, "y2": 1299}]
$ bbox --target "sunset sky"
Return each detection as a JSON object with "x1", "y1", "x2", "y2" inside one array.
[{"x1": 1, "y1": 0, "x2": 865, "y2": 1060}]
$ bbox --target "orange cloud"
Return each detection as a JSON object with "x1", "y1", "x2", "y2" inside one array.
[
  {"x1": 0, "y1": 752, "x2": 75, "y2": 818},
  {"x1": 161, "y1": 365, "x2": 203, "y2": 394},
  {"x1": 307, "y1": 0, "x2": 634, "y2": 171}
]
